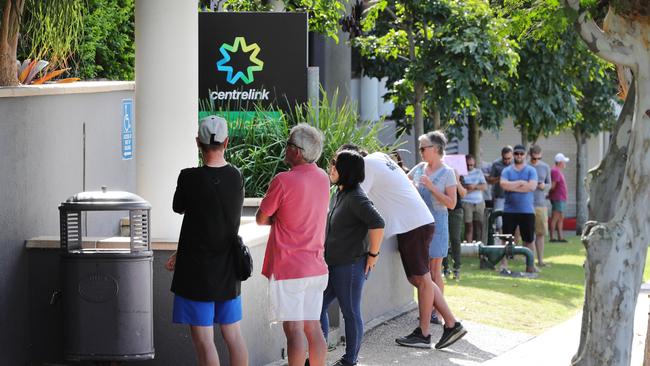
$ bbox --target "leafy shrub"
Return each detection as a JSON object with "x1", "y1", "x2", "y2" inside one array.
[{"x1": 73, "y1": 0, "x2": 135, "y2": 80}]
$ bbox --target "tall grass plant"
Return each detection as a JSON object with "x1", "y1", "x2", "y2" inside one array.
[{"x1": 200, "y1": 91, "x2": 403, "y2": 197}]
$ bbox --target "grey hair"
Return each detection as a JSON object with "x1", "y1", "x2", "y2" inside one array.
[
  {"x1": 290, "y1": 123, "x2": 324, "y2": 163},
  {"x1": 419, "y1": 130, "x2": 447, "y2": 155}
]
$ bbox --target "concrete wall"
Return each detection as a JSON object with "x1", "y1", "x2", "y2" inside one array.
[
  {"x1": 25, "y1": 227, "x2": 415, "y2": 366},
  {"x1": 0, "y1": 83, "x2": 137, "y2": 365}
]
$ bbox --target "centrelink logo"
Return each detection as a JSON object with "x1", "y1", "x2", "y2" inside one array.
[{"x1": 212, "y1": 36, "x2": 269, "y2": 101}]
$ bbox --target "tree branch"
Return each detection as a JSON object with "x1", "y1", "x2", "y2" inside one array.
[{"x1": 574, "y1": 10, "x2": 635, "y2": 67}]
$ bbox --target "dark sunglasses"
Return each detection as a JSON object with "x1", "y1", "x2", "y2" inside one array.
[
  {"x1": 287, "y1": 141, "x2": 303, "y2": 150},
  {"x1": 514, "y1": 152, "x2": 525, "y2": 156},
  {"x1": 419, "y1": 145, "x2": 434, "y2": 153},
  {"x1": 531, "y1": 156, "x2": 542, "y2": 161}
]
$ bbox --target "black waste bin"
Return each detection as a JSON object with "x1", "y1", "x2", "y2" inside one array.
[{"x1": 59, "y1": 187, "x2": 155, "y2": 362}]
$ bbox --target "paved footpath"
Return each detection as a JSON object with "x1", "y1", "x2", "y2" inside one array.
[{"x1": 324, "y1": 285, "x2": 649, "y2": 366}]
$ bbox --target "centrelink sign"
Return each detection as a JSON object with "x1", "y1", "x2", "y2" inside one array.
[{"x1": 199, "y1": 12, "x2": 308, "y2": 112}]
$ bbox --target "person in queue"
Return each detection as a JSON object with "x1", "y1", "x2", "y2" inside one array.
[
  {"x1": 256, "y1": 124, "x2": 330, "y2": 366},
  {"x1": 320, "y1": 149, "x2": 385, "y2": 366},
  {"x1": 166, "y1": 115, "x2": 248, "y2": 366}
]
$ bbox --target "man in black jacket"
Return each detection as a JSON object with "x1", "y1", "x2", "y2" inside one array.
[{"x1": 165, "y1": 115, "x2": 249, "y2": 366}]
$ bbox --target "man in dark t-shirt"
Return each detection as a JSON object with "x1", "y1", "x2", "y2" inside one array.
[{"x1": 165, "y1": 116, "x2": 249, "y2": 366}]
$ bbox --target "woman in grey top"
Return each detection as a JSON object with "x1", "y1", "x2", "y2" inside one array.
[
  {"x1": 408, "y1": 131, "x2": 457, "y2": 323},
  {"x1": 320, "y1": 149, "x2": 385, "y2": 366}
]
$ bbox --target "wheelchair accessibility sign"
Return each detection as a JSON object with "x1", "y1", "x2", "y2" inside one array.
[{"x1": 121, "y1": 99, "x2": 133, "y2": 160}]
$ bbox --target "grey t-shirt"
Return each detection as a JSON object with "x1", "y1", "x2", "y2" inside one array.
[
  {"x1": 409, "y1": 163, "x2": 457, "y2": 212},
  {"x1": 531, "y1": 161, "x2": 551, "y2": 207},
  {"x1": 490, "y1": 158, "x2": 510, "y2": 199}
]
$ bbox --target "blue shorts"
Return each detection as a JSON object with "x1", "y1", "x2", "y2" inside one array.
[{"x1": 173, "y1": 295, "x2": 242, "y2": 326}]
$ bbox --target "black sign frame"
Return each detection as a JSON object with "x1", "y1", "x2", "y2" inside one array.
[{"x1": 199, "y1": 12, "x2": 308, "y2": 113}]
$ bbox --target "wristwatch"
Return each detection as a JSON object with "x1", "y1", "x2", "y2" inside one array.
[{"x1": 367, "y1": 251, "x2": 380, "y2": 257}]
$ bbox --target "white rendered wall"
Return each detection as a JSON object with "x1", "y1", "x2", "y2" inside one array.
[{"x1": 135, "y1": 1, "x2": 198, "y2": 239}]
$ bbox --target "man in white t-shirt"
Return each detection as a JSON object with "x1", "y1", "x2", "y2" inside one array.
[{"x1": 339, "y1": 145, "x2": 466, "y2": 350}]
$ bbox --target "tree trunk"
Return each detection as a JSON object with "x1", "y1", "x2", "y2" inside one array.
[
  {"x1": 433, "y1": 109, "x2": 441, "y2": 130},
  {"x1": 520, "y1": 127, "x2": 529, "y2": 147},
  {"x1": 406, "y1": 17, "x2": 424, "y2": 163},
  {"x1": 0, "y1": 0, "x2": 25, "y2": 86},
  {"x1": 559, "y1": 2, "x2": 650, "y2": 364},
  {"x1": 574, "y1": 127, "x2": 588, "y2": 235},
  {"x1": 569, "y1": 9, "x2": 650, "y2": 365},
  {"x1": 573, "y1": 76, "x2": 635, "y2": 364},
  {"x1": 413, "y1": 81, "x2": 424, "y2": 163},
  {"x1": 468, "y1": 114, "x2": 480, "y2": 159}
]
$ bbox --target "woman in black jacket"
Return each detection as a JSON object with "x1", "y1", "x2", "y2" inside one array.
[{"x1": 320, "y1": 149, "x2": 385, "y2": 366}]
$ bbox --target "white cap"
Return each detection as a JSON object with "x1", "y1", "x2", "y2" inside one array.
[
  {"x1": 554, "y1": 153, "x2": 570, "y2": 163},
  {"x1": 198, "y1": 115, "x2": 228, "y2": 145}
]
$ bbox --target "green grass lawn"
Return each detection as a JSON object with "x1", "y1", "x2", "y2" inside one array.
[{"x1": 442, "y1": 235, "x2": 650, "y2": 335}]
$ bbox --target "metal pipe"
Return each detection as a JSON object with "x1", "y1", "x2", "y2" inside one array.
[{"x1": 460, "y1": 241, "x2": 536, "y2": 273}]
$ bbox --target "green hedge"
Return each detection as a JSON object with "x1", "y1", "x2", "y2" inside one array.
[{"x1": 73, "y1": 0, "x2": 135, "y2": 80}]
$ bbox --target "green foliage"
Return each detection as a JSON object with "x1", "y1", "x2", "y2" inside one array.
[
  {"x1": 571, "y1": 44, "x2": 618, "y2": 138},
  {"x1": 291, "y1": 91, "x2": 403, "y2": 170},
  {"x1": 508, "y1": 35, "x2": 581, "y2": 140},
  {"x1": 496, "y1": 0, "x2": 618, "y2": 141},
  {"x1": 353, "y1": 0, "x2": 518, "y2": 136},
  {"x1": 73, "y1": 0, "x2": 135, "y2": 80},
  {"x1": 202, "y1": 92, "x2": 401, "y2": 197},
  {"x1": 226, "y1": 113, "x2": 291, "y2": 198},
  {"x1": 214, "y1": 0, "x2": 346, "y2": 43},
  {"x1": 15, "y1": 0, "x2": 135, "y2": 80},
  {"x1": 17, "y1": 0, "x2": 84, "y2": 71}
]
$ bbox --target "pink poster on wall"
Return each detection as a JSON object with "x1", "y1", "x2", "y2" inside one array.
[{"x1": 443, "y1": 154, "x2": 468, "y2": 175}]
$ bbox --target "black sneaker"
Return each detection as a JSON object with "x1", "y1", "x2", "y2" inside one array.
[
  {"x1": 453, "y1": 270, "x2": 460, "y2": 280},
  {"x1": 435, "y1": 322, "x2": 467, "y2": 349},
  {"x1": 443, "y1": 268, "x2": 450, "y2": 279},
  {"x1": 395, "y1": 327, "x2": 432, "y2": 348},
  {"x1": 430, "y1": 313, "x2": 442, "y2": 325},
  {"x1": 331, "y1": 358, "x2": 355, "y2": 366}
]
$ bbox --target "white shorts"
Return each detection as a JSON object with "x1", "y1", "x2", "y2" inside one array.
[{"x1": 268, "y1": 274, "x2": 328, "y2": 323}]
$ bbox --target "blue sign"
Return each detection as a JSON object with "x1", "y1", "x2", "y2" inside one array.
[{"x1": 121, "y1": 99, "x2": 133, "y2": 160}]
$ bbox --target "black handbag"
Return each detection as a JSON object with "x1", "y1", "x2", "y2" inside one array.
[{"x1": 202, "y1": 167, "x2": 253, "y2": 281}]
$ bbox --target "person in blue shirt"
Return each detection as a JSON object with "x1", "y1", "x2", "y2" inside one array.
[{"x1": 500, "y1": 144, "x2": 538, "y2": 272}]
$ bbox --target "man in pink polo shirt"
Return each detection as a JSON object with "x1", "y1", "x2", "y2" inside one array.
[{"x1": 256, "y1": 123, "x2": 330, "y2": 366}]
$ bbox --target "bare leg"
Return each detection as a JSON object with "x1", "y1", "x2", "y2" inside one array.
[
  {"x1": 220, "y1": 322, "x2": 249, "y2": 366},
  {"x1": 190, "y1": 325, "x2": 220, "y2": 366},
  {"x1": 283, "y1": 321, "x2": 307, "y2": 366},
  {"x1": 407, "y1": 274, "x2": 434, "y2": 337},
  {"x1": 557, "y1": 212, "x2": 565, "y2": 240},
  {"x1": 432, "y1": 282, "x2": 457, "y2": 327},
  {"x1": 303, "y1": 320, "x2": 327, "y2": 366},
  {"x1": 429, "y1": 258, "x2": 444, "y2": 294},
  {"x1": 535, "y1": 233, "x2": 545, "y2": 265},
  {"x1": 464, "y1": 221, "x2": 473, "y2": 242},
  {"x1": 550, "y1": 211, "x2": 560, "y2": 240},
  {"x1": 473, "y1": 221, "x2": 482, "y2": 244}
]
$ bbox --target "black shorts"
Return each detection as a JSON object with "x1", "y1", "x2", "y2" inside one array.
[
  {"x1": 396, "y1": 223, "x2": 435, "y2": 277},
  {"x1": 502, "y1": 212, "x2": 535, "y2": 244}
]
